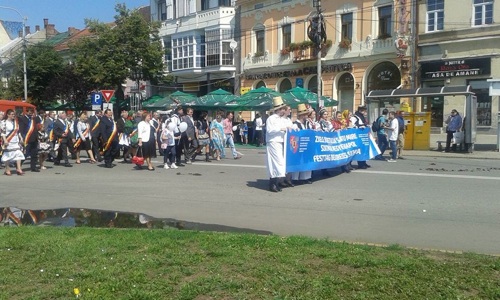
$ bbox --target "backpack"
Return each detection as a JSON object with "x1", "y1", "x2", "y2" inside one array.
[
  {"x1": 371, "y1": 116, "x2": 382, "y2": 132},
  {"x1": 397, "y1": 116, "x2": 405, "y2": 134}
]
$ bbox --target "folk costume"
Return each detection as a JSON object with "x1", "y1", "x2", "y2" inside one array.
[
  {"x1": 1, "y1": 118, "x2": 25, "y2": 163},
  {"x1": 266, "y1": 97, "x2": 289, "y2": 192},
  {"x1": 291, "y1": 104, "x2": 313, "y2": 184}
]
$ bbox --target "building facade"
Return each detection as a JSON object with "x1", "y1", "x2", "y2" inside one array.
[
  {"x1": 418, "y1": 0, "x2": 500, "y2": 132},
  {"x1": 150, "y1": 0, "x2": 237, "y2": 96},
  {"x1": 238, "y1": 0, "x2": 412, "y2": 114}
]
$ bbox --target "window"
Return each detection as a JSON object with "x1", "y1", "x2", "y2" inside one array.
[
  {"x1": 255, "y1": 30, "x2": 265, "y2": 55},
  {"x1": 221, "y1": 42, "x2": 233, "y2": 66},
  {"x1": 474, "y1": 0, "x2": 493, "y2": 25},
  {"x1": 282, "y1": 24, "x2": 291, "y2": 50},
  {"x1": 341, "y1": 13, "x2": 353, "y2": 41},
  {"x1": 427, "y1": 0, "x2": 444, "y2": 32},
  {"x1": 201, "y1": 0, "x2": 232, "y2": 10},
  {"x1": 172, "y1": 35, "x2": 196, "y2": 70},
  {"x1": 206, "y1": 29, "x2": 234, "y2": 67},
  {"x1": 158, "y1": 0, "x2": 167, "y2": 21},
  {"x1": 378, "y1": 6, "x2": 392, "y2": 38}
]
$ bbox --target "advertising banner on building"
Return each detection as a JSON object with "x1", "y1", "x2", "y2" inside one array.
[
  {"x1": 285, "y1": 128, "x2": 380, "y2": 172},
  {"x1": 421, "y1": 58, "x2": 491, "y2": 79}
]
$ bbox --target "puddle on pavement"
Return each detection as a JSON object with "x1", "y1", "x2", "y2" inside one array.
[{"x1": 0, "y1": 207, "x2": 272, "y2": 235}]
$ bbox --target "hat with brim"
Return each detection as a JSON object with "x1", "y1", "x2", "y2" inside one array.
[
  {"x1": 297, "y1": 103, "x2": 310, "y2": 116},
  {"x1": 272, "y1": 96, "x2": 287, "y2": 111}
]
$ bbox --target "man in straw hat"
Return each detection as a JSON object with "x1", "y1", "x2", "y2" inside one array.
[
  {"x1": 290, "y1": 103, "x2": 313, "y2": 184},
  {"x1": 265, "y1": 96, "x2": 293, "y2": 192}
]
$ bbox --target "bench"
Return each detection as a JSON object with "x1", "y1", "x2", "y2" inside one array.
[{"x1": 436, "y1": 141, "x2": 446, "y2": 151}]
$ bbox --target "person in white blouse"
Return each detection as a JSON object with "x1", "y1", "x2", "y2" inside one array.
[
  {"x1": 138, "y1": 112, "x2": 156, "y2": 171},
  {"x1": 266, "y1": 97, "x2": 292, "y2": 192}
]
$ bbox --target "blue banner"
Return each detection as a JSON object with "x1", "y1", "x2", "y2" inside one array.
[{"x1": 285, "y1": 128, "x2": 380, "y2": 172}]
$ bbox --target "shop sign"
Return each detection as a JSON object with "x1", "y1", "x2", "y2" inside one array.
[
  {"x1": 421, "y1": 58, "x2": 490, "y2": 79},
  {"x1": 244, "y1": 63, "x2": 352, "y2": 80}
]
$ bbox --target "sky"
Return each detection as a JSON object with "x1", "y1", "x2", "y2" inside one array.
[{"x1": 0, "y1": 0, "x2": 150, "y2": 32}]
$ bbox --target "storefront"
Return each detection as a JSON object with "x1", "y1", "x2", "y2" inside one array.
[{"x1": 420, "y1": 58, "x2": 493, "y2": 130}]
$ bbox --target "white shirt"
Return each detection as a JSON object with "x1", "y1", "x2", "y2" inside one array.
[
  {"x1": 138, "y1": 120, "x2": 151, "y2": 142},
  {"x1": 255, "y1": 117, "x2": 263, "y2": 131},
  {"x1": 388, "y1": 118, "x2": 399, "y2": 141},
  {"x1": 265, "y1": 114, "x2": 288, "y2": 143}
]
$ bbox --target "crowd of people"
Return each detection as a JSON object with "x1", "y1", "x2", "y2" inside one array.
[{"x1": 0, "y1": 106, "x2": 245, "y2": 175}]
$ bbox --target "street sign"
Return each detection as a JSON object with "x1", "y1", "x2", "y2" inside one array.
[
  {"x1": 103, "y1": 102, "x2": 113, "y2": 112},
  {"x1": 91, "y1": 92, "x2": 102, "y2": 110},
  {"x1": 101, "y1": 90, "x2": 115, "y2": 103}
]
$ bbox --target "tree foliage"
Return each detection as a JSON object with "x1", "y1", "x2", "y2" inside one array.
[
  {"x1": 9, "y1": 44, "x2": 64, "y2": 106},
  {"x1": 71, "y1": 4, "x2": 164, "y2": 93}
]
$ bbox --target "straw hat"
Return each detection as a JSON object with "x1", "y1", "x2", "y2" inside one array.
[
  {"x1": 272, "y1": 96, "x2": 286, "y2": 110},
  {"x1": 297, "y1": 103, "x2": 309, "y2": 115}
]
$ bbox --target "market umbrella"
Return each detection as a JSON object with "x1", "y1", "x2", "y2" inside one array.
[
  {"x1": 191, "y1": 89, "x2": 239, "y2": 110},
  {"x1": 170, "y1": 90, "x2": 196, "y2": 105},
  {"x1": 142, "y1": 95, "x2": 164, "y2": 106},
  {"x1": 282, "y1": 87, "x2": 339, "y2": 108},
  {"x1": 143, "y1": 97, "x2": 175, "y2": 110},
  {"x1": 227, "y1": 86, "x2": 282, "y2": 111}
]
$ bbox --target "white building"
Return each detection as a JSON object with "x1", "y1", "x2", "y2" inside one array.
[{"x1": 150, "y1": 0, "x2": 237, "y2": 95}]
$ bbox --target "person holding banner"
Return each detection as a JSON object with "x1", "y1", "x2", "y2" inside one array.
[
  {"x1": 291, "y1": 104, "x2": 313, "y2": 185},
  {"x1": 74, "y1": 113, "x2": 96, "y2": 164},
  {"x1": 351, "y1": 105, "x2": 371, "y2": 169},
  {"x1": 1, "y1": 109, "x2": 25, "y2": 176},
  {"x1": 266, "y1": 96, "x2": 292, "y2": 192}
]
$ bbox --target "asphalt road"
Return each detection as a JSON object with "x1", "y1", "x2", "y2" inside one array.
[{"x1": 2, "y1": 147, "x2": 500, "y2": 255}]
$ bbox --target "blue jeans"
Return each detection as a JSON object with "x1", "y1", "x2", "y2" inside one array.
[
  {"x1": 224, "y1": 134, "x2": 238, "y2": 158},
  {"x1": 389, "y1": 140, "x2": 397, "y2": 160},
  {"x1": 377, "y1": 133, "x2": 388, "y2": 156}
]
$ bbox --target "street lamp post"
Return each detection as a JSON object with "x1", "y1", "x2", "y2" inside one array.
[
  {"x1": 312, "y1": 0, "x2": 323, "y2": 109},
  {"x1": 0, "y1": 6, "x2": 28, "y2": 102},
  {"x1": 129, "y1": 67, "x2": 143, "y2": 111}
]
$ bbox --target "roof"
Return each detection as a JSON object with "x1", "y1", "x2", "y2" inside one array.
[
  {"x1": 0, "y1": 20, "x2": 23, "y2": 40},
  {"x1": 43, "y1": 31, "x2": 71, "y2": 46},
  {"x1": 366, "y1": 86, "x2": 474, "y2": 98},
  {"x1": 54, "y1": 28, "x2": 91, "y2": 52}
]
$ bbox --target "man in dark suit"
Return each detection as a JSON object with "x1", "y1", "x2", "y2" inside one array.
[
  {"x1": 89, "y1": 109, "x2": 103, "y2": 162},
  {"x1": 19, "y1": 108, "x2": 41, "y2": 172},
  {"x1": 100, "y1": 109, "x2": 119, "y2": 168},
  {"x1": 43, "y1": 111, "x2": 56, "y2": 162},
  {"x1": 53, "y1": 111, "x2": 74, "y2": 167},
  {"x1": 181, "y1": 107, "x2": 197, "y2": 164}
]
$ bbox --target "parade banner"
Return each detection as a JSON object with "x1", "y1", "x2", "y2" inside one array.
[{"x1": 285, "y1": 128, "x2": 380, "y2": 172}]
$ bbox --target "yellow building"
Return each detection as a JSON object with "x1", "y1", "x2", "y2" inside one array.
[{"x1": 237, "y1": 0, "x2": 412, "y2": 114}]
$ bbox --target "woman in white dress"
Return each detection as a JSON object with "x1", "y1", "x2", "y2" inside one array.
[
  {"x1": 74, "y1": 113, "x2": 97, "y2": 164},
  {"x1": 1, "y1": 109, "x2": 25, "y2": 176}
]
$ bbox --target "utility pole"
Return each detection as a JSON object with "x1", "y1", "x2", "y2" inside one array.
[{"x1": 312, "y1": 0, "x2": 323, "y2": 109}]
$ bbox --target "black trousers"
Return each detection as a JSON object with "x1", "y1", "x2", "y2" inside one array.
[
  {"x1": 91, "y1": 135, "x2": 102, "y2": 160},
  {"x1": 445, "y1": 130, "x2": 457, "y2": 152},
  {"x1": 104, "y1": 141, "x2": 119, "y2": 166},
  {"x1": 182, "y1": 136, "x2": 198, "y2": 161},
  {"x1": 56, "y1": 140, "x2": 70, "y2": 164},
  {"x1": 25, "y1": 141, "x2": 39, "y2": 170}
]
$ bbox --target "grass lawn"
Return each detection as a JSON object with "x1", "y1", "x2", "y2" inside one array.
[{"x1": 0, "y1": 227, "x2": 499, "y2": 299}]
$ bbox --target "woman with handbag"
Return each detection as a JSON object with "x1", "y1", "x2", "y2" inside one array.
[
  {"x1": 192, "y1": 111, "x2": 211, "y2": 162},
  {"x1": 443, "y1": 109, "x2": 463, "y2": 153},
  {"x1": 137, "y1": 112, "x2": 156, "y2": 171}
]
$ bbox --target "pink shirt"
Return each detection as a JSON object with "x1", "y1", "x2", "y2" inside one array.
[{"x1": 223, "y1": 118, "x2": 233, "y2": 135}]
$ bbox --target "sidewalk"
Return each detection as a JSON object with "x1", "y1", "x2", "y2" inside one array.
[
  {"x1": 406, "y1": 134, "x2": 499, "y2": 160},
  {"x1": 235, "y1": 134, "x2": 500, "y2": 160}
]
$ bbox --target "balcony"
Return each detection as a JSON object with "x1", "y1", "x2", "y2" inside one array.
[{"x1": 160, "y1": 7, "x2": 235, "y2": 36}]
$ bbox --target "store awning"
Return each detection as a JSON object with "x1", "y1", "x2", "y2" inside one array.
[{"x1": 366, "y1": 86, "x2": 474, "y2": 98}]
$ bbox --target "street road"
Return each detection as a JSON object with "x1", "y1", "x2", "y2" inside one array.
[{"x1": 2, "y1": 147, "x2": 500, "y2": 255}]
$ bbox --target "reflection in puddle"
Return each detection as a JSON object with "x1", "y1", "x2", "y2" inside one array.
[{"x1": 0, "y1": 207, "x2": 273, "y2": 235}]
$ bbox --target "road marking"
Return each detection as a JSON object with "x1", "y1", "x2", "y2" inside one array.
[
  {"x1": 356, "y1": 170, "x2": 500, "y2": 181},
  {"x1": 152, "y1": 161, "x2": 500, "y2": 180}
]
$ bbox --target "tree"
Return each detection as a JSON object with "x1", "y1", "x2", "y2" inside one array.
[
  {"x1": 71, "y1": 4, "x2": 165, "y2": 105},
  {"x1": 10, "y1": 44, "x2": 64, "y2": 107}
]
